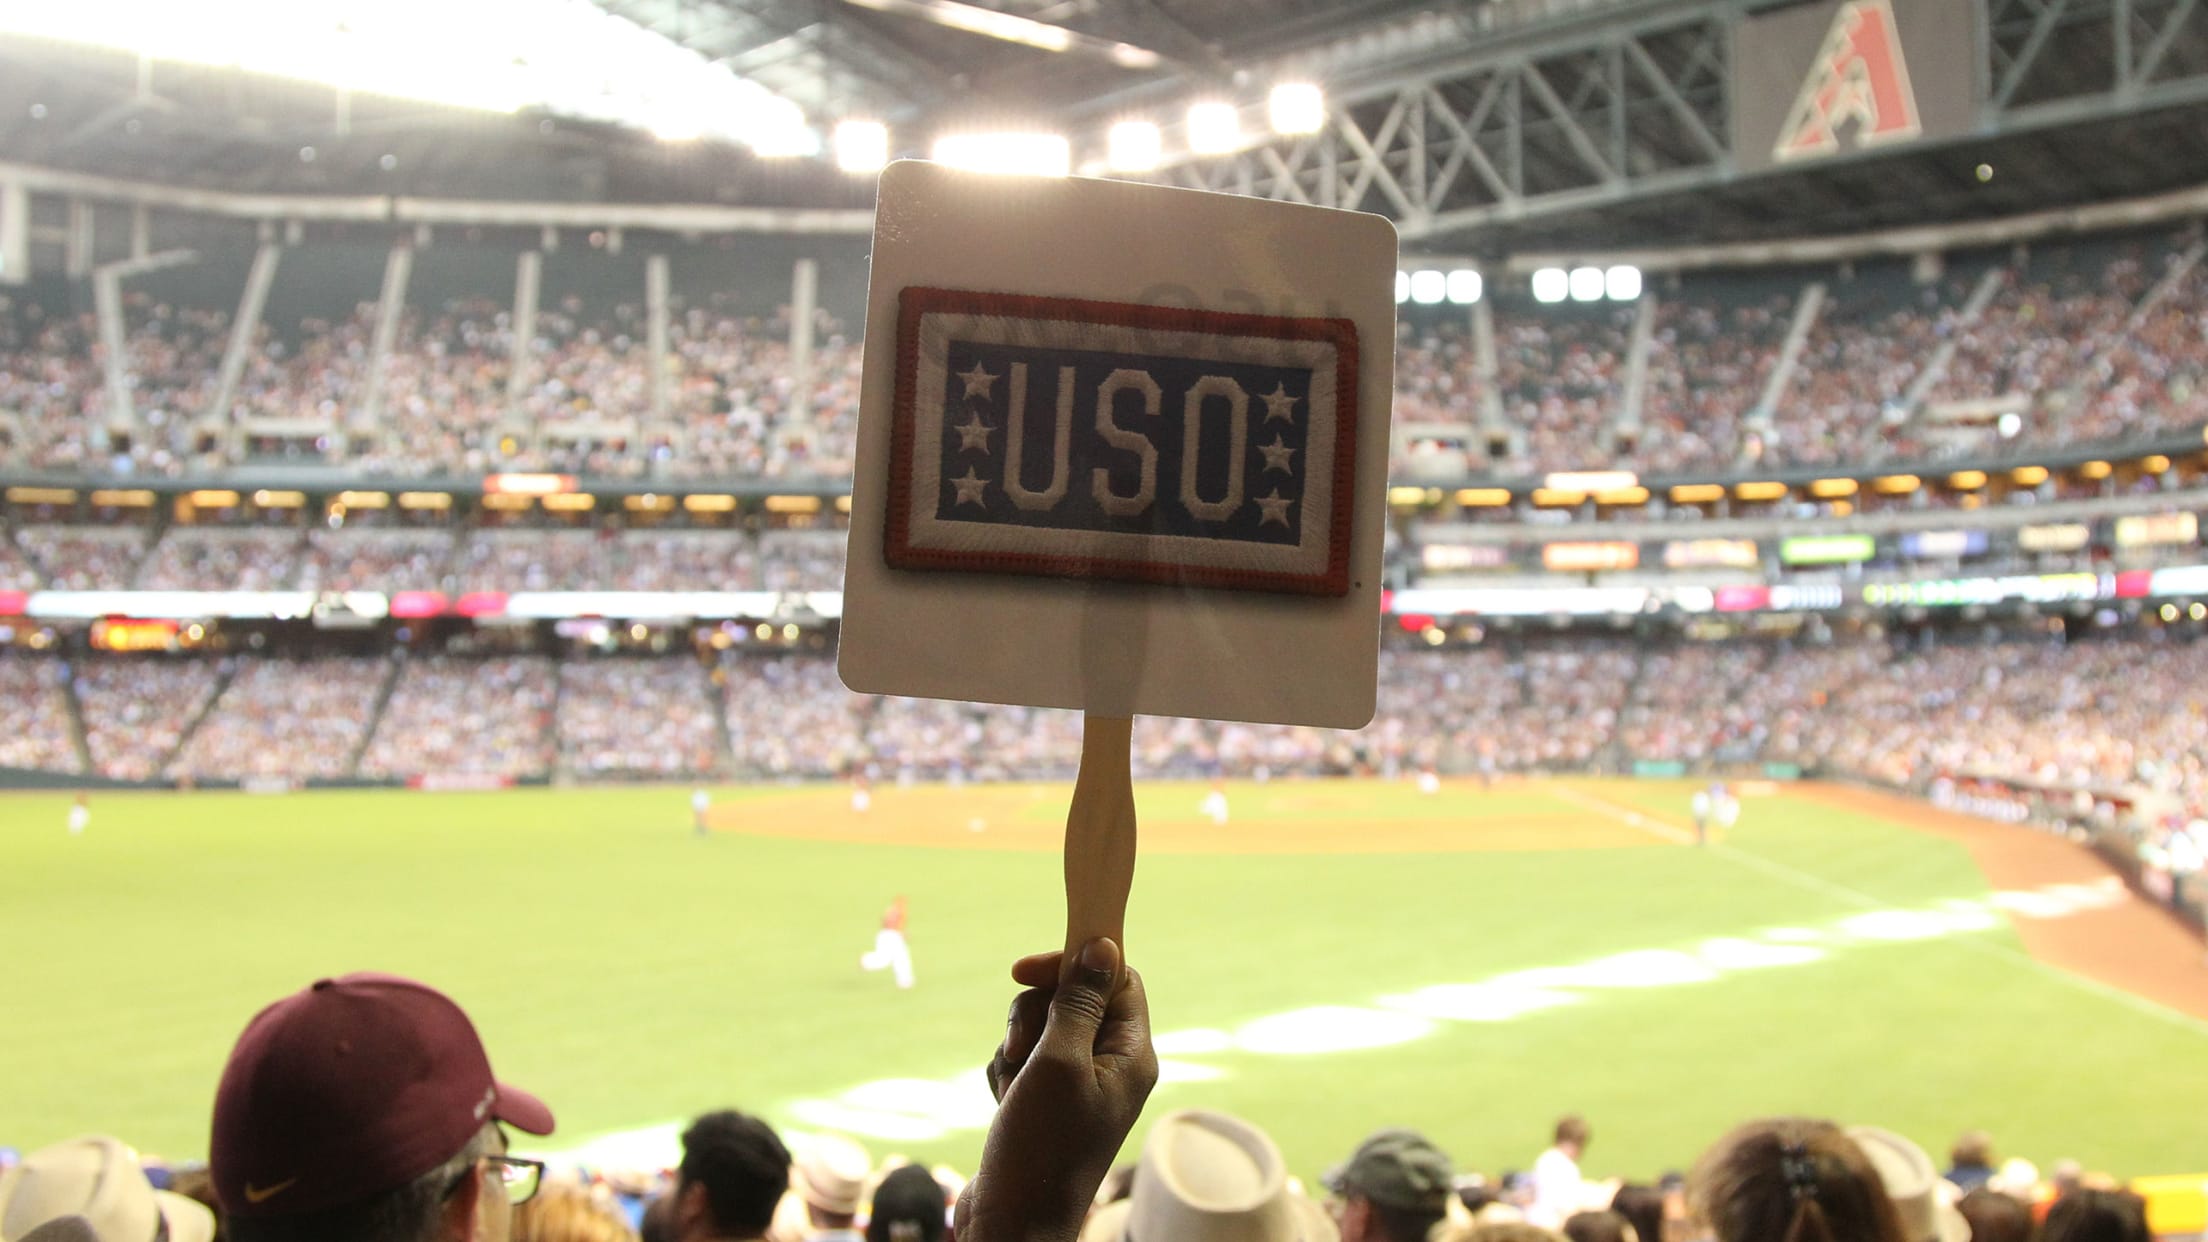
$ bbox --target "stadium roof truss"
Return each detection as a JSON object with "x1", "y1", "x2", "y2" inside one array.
[{"x1": 1117, "y1": 0, "x2": 2208, "y2": 252}]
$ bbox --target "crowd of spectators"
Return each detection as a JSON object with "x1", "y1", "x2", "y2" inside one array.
[
  {"x1": 74, "y1": 658, "x2": 222, "y2": 781},
  {"x1": 0, "y1": 529, "x2": 40, "y2": 590},
  {"x1": 13, "y1": 526, "x2": 148, "y2": 589},
  {"x1": 0, "y1": 655, "x2": 82, "y2": 772},
  {"x1": 21, "y1": 630, "x2": 2204, "y2": 815},
  {"x1": 4, "y1": 977, "x2": 2148, "y2": 1242},
  {"x1": 1634, "y1": 295, "x2": 1790, "y2": 473},
  {"x1": 6, "y1": 230, "x2": 2204, "y2": 488},
  {"x1": 558, "y1": 657, "x2": 722, "y2": 779},
  {"x1": 296, "y1": 526, "x2": 458, "y2": 593},
  {"x1": 133, "y1": 527, "x2": 302, "y2": 591},
  {"x1": 166, "y1": 657, "x2": 389, "y2": 781},
  {"x1": 359, "y1": 655, "x2": 556, "y2": 780}
]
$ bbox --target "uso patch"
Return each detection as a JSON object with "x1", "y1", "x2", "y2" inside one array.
[{"x1": 885, "y1": 287, "x2": 1360, "y2": 596}]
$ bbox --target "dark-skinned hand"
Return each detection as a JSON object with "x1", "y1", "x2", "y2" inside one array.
[{"x1": 954, "y1": 938, "x2": 1157, "y2": 1242}]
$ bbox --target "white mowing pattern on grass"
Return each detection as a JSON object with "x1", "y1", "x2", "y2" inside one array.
[{"x1": 539, "y1": 876, "x2": 2140, "y2": 1169}]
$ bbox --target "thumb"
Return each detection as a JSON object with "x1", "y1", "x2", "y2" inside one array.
[{"x1": 1036, "y1": 937, "x2": 1121, "y2": 1061}]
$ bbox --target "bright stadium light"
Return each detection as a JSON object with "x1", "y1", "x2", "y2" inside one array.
[
  {"x1": 1268, "y1": 82, "x2": 1325, "y2": 135},
  {"x1": 0, "y1": 0, "x2": 821, "y2": 156},
  {"x1": 1569, "y1": 266, "x2": 1606, "y2": 302},
  {"x1": 1395, "y1": 271, "x2": 1411, "y2": 305},
  {"x1": 833, "y1": 119, "x2": 889, "y2": 173},
  {"x1": 1187, "y1": 101, "x2": 1241, "y2": 154},
  {"x1": 1531, "y1": 268, "x2": 1569, "y2": 303},
  {"x1": 1409, "y1": 270, "x2": 1446, "y2": 304},
  {"x1": 930, "y1": 132, "x2": 1071, "y2": 177},
  {"x1": 1106, "y1": 120, "x2": 1163, "y2": 172},
  {"x1": 1446, "y1": 270, "x2": 1482, "y2": 304},
  {"x1": 1604, "y1": 265, "x2": 1642, "y2": 300}
]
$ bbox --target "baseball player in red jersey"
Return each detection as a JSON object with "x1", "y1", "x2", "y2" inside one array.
[{"x1": 860, "y1": 895, "x2": 914, "y2": 989}]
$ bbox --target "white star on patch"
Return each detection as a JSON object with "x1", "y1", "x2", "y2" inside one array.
[
  {"x1": 950, "y1": 468, "x2": 990, "y2": 507},
  {"x1": 1260, "y1": 383, "x2": 1299, "y2": 423},
  {"x1": 1258, "y1": 435, "x2": 1296, "y2": 473},
  {"x1": 957, "y1": 363, "x2": 998, "y2": 399},
  {"x1": 1255, "y1": 490, "x2": 1294, "y2": 527},
  {"x1": 953, "y1": 413, "x2": 993, "y2": 454}
]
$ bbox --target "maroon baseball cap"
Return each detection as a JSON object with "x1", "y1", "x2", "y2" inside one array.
[{"x1": 210, "y1": 972, "x2": 554, "y2": 1218}]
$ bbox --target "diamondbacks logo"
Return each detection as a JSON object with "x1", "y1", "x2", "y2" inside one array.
[
  {"x1": 1774, "y1": 0, "x2": 1922, "y2": 162},
  {"x1": 885, "y1": 287, "x2": 1359, "y2": 596}
]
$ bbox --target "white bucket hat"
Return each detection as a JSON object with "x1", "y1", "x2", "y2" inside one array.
[
  {"x1": 0, "y1": 1137, "x2": 215, "y2": 1242},
  {"x1": 1846, "y1": 1126, "x2": 1969, "y2": 1242},
  {"x1": 1081, "y1": 1110, "x2": 1338, "y2": 1242}
]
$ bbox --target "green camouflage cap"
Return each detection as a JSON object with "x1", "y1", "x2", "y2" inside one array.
[{"x1": 1322, "y1": 1129, "x2": 1454, "y2": 1212}]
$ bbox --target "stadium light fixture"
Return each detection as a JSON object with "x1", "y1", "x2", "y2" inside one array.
[
  {"x1": 1394, "y1": 271, "x2": 1411, "y2": 305},
  {"x1": 1268, "y1": 83, "x2": 1325, "y2": 136},
  {"x1": 2078, "y1": 460, "x2": 2113, "y2": 480},
  {"x1": 1187, "y1": 101, "x2": 1241, "y2": 155},
  {"x1": 1568, "y1": 267, "x2": 1605, "y2": 302},
  {"x1": 1106, "y1": 121, "x2": 1163, "y2": 173},
  {"x1": 1409, "y1": 270, "x2": 1446, "y2": 304},
  {"x1": 1604, "y1": 265, "x2": 1642, "y2": 301},
  {"x1": 834, "y1": 120, "x2": 890, "y2": 173},
  {"x1": 0, "y1": 0, "x2": 822, "y2": 156},
  {"x1": 1531, "y1": 268, "x2": 1569, "y2": 303},
  {"x1": 1446, "y1": 270, "x2": 1482, "y2": 305},
  {"x1": 930, "y1": 132, "x2": 1072, "y2": 177},
  {"x1": 2143, "y1": 454, "x2": 2172, "y2": 474}
]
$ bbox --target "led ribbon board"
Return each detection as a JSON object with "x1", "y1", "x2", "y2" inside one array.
[{"x1": 886, "y1": 288, "x2": 1359, "y2": 596}]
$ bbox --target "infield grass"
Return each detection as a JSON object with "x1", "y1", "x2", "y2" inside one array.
[{"x1": 5, "y1": 777, "x2": 2205, "y2": 1184}]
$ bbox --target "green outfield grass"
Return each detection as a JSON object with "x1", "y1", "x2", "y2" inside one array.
[{"x1": 6, "y1": 778, "x2": 2206, "y2": 1185}]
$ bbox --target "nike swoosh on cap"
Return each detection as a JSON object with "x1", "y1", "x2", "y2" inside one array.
[{"x1": 244, "y1": 1178, "x2": 299, "y2": 1204}]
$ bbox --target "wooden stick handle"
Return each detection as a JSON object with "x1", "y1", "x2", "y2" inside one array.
[{"x1": 1063, "y1": 713, "x2": 1136, "y2": 961}]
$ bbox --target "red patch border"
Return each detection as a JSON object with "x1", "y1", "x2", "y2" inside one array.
[{"x1": 885, "y1": 286, "x2": 1361, "y2": 597}]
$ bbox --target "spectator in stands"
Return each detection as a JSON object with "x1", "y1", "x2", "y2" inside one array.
[
  {"x1": 210, "y1": 972, "x2": 556, "y2": 1242},
  {"x1": 1560, "y1": 1211, "x2": 1634, "y2": 1242},
  {"x1": 0, "y1": 1135, "x2": 217, "y2": 1242},
  {"x1": 1529, "y1": 1117, "x2": 1593, "y2": 1229},
  {"x1": 791, "y1": 1136, "x2": 869, "y2": 1242},
  {"x1": 956, "y1": 938, "x2": 1157, "y2": 1242},
  {"x1": 1444, "y1": 1223, "x2": 1561, "y2": 1242},
  {"x1": 1077, "y1": 1109, "x2": 1334, "y2": 1242},
  {"x1": 1952, "y1": 1188, "x2": 2031, "y2": 1242},
  {"x1": 1942, "y1": 1131, "x2": 1996, "y2": 1193},
  {"x1": 863, "y1": 1167, "x2": 946, "y2": 1242},
  {"x1": 1845, "y1": 1127, "x2": 1967, "y2": 1242},
  {"x1": 670, "y1": 1111, "x2": 789, "y2": 1242},
  {"x1": 18, "y1": 1218, "x2": 102, "y2": 1242},
  {"x1": 2037, "y1": 1189, "x2": 2150, "y2": 1242},
  {"x1": 1605, "y1": 1187, "x2": 1664, "y2": 1242},
  {"x1": 1324, "y1": 1129, "x2": 1454, "y2": 1242},
  {"x1": 515, "y1": 1184, "x2": 638, "y2": 1242},
  {"x1": 1686, "y1": 1118, "x2": 1907, "y2": 1242},
  {"x1": 166, "y1": 1166, "x2": 226, "y2": 1242}
]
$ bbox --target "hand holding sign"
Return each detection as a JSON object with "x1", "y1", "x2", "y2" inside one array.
[{"x1": 842, "y1": 160, "x2": 1394, "y2": 988}]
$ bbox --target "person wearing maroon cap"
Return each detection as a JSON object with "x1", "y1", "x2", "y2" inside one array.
[{"x1": 209, "y1": 972, "x2": 556, "y2": 1242}]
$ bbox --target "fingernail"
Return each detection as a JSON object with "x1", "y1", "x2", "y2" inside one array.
[{"x1": 1078, "y1": 937, "x2": 1118, "y2": 976}]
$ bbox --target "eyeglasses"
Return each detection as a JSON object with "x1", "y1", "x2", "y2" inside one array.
[
  {"x1": 446, "y1": 1153, "x2": 546, "y2": 1207},
  {"x1": 484, "y1": 1155, "x2": 546, "y2": 1206}
]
